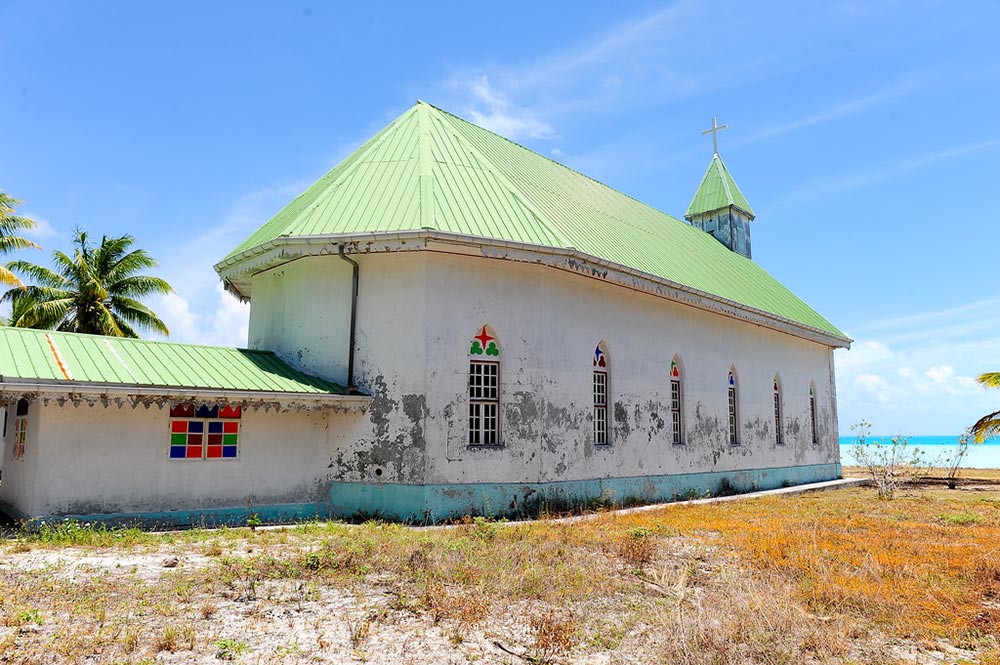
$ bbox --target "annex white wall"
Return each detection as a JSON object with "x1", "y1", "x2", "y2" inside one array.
[
  {"x1": 25, "y1": 403, "x2": 370, "y2": 518},
  {"x1": 0, "y1": 401, "x2": 39, "y2": 518}
]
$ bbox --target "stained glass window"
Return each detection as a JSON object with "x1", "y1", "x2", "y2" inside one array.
[
  {"x1": 12, "y1": 399, "x2": 28, "y2": 460},
  {"x1": 670, "y1": 358, "x2": 683, "y2": 445},
  {"x1": 773, "y1": 377, "x2": 784, "y2": 446},
  {"x1": 728, "y1": 370, "x2": 739, "y2": 445},
  {"x1": 809, "y1": 385, "x2": 818, "y2": 445},
  {"x1": 469, "y1": 325, "x2": 500, "y2": 445},
  {"x1": 170, "y1": 403, "x2": 241, "y2": 460},
  {"x1": 594, "y1": 343, "x2": 609, "y2": 445}
]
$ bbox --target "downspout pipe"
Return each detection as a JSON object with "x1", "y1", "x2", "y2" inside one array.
[{"x1": 337, "y1": 244, "x2": 359, "y2": 393}]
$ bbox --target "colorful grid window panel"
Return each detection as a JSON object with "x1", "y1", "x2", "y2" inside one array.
[{"x1": 169, "y1": 404, "x2": 241, "y2": 461}]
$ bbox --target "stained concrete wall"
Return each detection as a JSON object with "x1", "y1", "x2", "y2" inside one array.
[
  {"x1": 0, "y1": 401, "x2": 38, "y2": 518},
  {"x1": 247, "y1": 249, "x2": 839, "y2": 495},
  {"x1": 248, "y1": 252, "x2": 431, "y2": 486},
  {"x1": 418, "y1": 252, "x2": 839, "y2": 486},
  {"x1": 3, "y1": 247, "x2": 841, "y2": 524},
  {"x1": 19, "y1": 403, "x2": 369, "y2": 520}
]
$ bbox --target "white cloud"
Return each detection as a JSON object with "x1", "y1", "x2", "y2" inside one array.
[
  {"x1": 152, "y1": 283, "x2": 249, "y2": 348},
  {"x1": 835, "y1": 299, "x2": 999, "y2": 434},
  {"x1": 738, "y1": 76, "x2": 921, "y2": 145},
  {"x1": 20, "y1": 212, "x2": 65, "y2": 246},
  {"x1": 780, "y1": 138, "x2": 1000, "y2": 203},
  {"x1": 460, "y1": 76, "x2": 554, "y2": 141}
]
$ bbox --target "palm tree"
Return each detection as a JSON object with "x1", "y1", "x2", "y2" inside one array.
[
  {"x1": 5, "y1": 228, "x2": 173, "y2": 338},
  {"x1": 0, "y1": 190, "x2": 41, "y2": 287},
  {"x1": 971, "y1": 372, "x2": 1000, "y2": 443}
]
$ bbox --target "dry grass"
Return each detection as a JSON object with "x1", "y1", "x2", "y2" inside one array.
[{"x1": 1, "y1": 477, "x2": 998, "y2": 662}]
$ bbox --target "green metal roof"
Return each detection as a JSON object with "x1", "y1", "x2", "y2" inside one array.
[
  {"x1": 0, "y1": 327, "x2": 348, "y2": 395},
  {"x1": 685, "y1": 154, "x2": 755, "y2": 218},
  {"x1": 222, "y1": 101, "x2": 843, "y2": 340}
]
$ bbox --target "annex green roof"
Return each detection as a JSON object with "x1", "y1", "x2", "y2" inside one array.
[
  {"x1": 0, "y1": 327, "x2": 348, "y2": 395},
  {"x1": 221, "y1": 101, "x2": 844, "y2": 341},
  {"x1": 685, "y1": 153, "x2": 755, "y2": 219}
]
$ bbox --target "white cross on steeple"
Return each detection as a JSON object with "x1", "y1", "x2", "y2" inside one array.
[{"x1": 701, "y1": 116, "x2": 728, "y2": 155}]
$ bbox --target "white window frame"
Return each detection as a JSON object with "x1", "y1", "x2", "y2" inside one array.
[
  {"x1": 670, "y1": 378, "x2": 683, "y2": 445},
  {"x1": 728, "y1": 373, "x2": 740, "y2": 446},
  {"x1": 469, "y1": 360, "x2": 500, "y2": 446},
  {"x1": 594, "y1": 369, "x2": 609, "y2": 446},
  {"x1": 774, "y1": 381, "x2": 784, "y2": 446},
  {"x1": 810, "y1": 391, "x2": 819, "y2": 445}
]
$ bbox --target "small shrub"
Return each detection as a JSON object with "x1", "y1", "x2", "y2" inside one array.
[
  {"x1": 215, "y1": 638, "x2": 249, "y2": 660},
  {"x1": 850, "y1": 420, "x2": 928, "y2": 499},
  {"x1": 155, "y1": 623, "x2": 195, "y2": 653},
  {"x1": 616, "y1": 526, "x2": 656, "y2": 566},
  {"x1": 530, "y1": 609, "x2": 576, "y2": 664}
]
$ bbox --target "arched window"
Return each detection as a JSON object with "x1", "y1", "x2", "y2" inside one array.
[
  {"x1": 469, "y1": 325, "x2": 500, "y2": 445},
  {"x1": 728, "y1": 368, "x2": 739, "y2": 445},
  {"x1": 670, "y1": 357, "x2": 684, "y2": 445},
  {"x1": 593, "y1": 342, "x2": 610, "y2": 446},
  {"x1": 809, "y1": 383, "x2": 818, "y2": 445},
  {"x1": 773, "y1": 375, "x2": 784, "y2": 446}
]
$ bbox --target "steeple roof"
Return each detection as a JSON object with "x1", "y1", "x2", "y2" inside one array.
[
  {"x1": 685, "y1": 153, "x2": 755, "y2": 219},
  {"x1": 220, "y1": 101, "x2": 844, "y2": 342}
]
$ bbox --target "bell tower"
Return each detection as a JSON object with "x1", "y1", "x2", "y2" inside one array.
[{"x1": 685, "y1": 117, "x2": 755, "y2": 259}]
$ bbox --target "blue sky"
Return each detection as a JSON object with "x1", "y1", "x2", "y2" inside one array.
[{"x1": 2, "y1": 1, "x2": 997, "y2": 435}]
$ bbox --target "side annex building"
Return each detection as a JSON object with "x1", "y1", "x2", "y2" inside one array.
[{"x1": 0, "y1": 102, "x2": 851, "y2": 525}]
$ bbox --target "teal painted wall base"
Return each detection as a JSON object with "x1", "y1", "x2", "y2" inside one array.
[
  {"x1": 4, "y1": 463, "x2": 841, "y2": 529},
  {"x1": 18, "y1": 502, "x2": 328, "y2": 530},
  {"x1": 329, "y1": 463, "x2": 842, "y2": 523}
]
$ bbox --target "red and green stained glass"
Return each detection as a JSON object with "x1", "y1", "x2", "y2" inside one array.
[
  {"x1": 670, "y1": 360, "x2": 680, "y2": 377},
  {"x1": 169, "y1": 404, "x2": 240, "y2": 460},
  {"x1": 470, "y1": 325, "x2": 499, "y2": 356}
]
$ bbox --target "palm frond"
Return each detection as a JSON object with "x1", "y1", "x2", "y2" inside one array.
[
  {"x1": 971, "y1": 410, "x2": 1000, "y2": 444},
  {"x1": 976, "y1": 373, "x2": 1000, "y2": 389}
]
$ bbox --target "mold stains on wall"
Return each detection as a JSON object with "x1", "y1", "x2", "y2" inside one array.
[
  {"x1": 691, "y1": 402, "x2": 722, "y2": 446},
  {"x1": 328, "y1": 374, "x2": 427, "y2": 484},
  {"x1": 540, "y1": 401, "x2": 581, "y2": 457},
  {"x1": 505, "y1": 391, "x2": 539, "y2": 443},
  {"x1": 645, "y1": 401, "x2": 666, "y2": 444},
  {"x1": 613, "y1": 401, "x2": 631, "y2": 441}
]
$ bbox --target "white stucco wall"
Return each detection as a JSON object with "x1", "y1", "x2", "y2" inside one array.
[
  {"x1": 245, "y1": 248, "x2": 840, "y2": 491},
  {"x1": 249, "y1": 252, "x2": 431, "y2": 485},
  {"x1": 22, "y1": 403, "x2": 369, "y2": 518},
  {"x1": 0, "y1": 401, "x2": 39, "y2": 518},
  {"x1": 418, "y1": 251, "x2": 839, "y2": 485}
]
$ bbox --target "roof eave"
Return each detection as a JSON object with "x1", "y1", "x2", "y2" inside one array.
[
  {"x1": 216, "y1": 231, "x2": 851, "y2": 350},
  {"x1": 0, "y1": 379, "x2": 372, "y2": 413}
]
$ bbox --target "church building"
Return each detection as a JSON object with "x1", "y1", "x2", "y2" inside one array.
[{"x1": 0, "y1": 102, "x2": 850, "y2": 525}]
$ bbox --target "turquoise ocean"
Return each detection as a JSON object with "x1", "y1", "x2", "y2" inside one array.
[{"x1": 839, "y1": 435, "x2": 1000, "y2": 469}]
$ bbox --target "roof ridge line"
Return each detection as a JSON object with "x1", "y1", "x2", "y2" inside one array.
[
  {"x1": 417, "y1": 103, "x2": 436, "y2": 230},
  {"x1": 715, "y1": 155, "x2": 735, "y2": 208},
  {"x1": 5, "y1": 326, "x2": 268, "y2": 354},
  {"x1": 427, "y1": 105, "x2": 574, "y2": 249},
  {"x1": 421, "y1": 101, "x2": 681, "y2": 224}
]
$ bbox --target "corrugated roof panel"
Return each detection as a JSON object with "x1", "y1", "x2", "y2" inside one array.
[
  {"x1": 685, "y1": 154, "x2": 754, "y2": 218},
  {"x1": 0, "y1": 328, "x2": 347, "y2": 394},
  {"x1": 220, "y1": 101, "x2": 841, "y2": 339}
]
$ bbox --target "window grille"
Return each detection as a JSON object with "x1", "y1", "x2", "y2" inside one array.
[
  {"x1": 809, "y1": 386, "x2": 819, "y2": 445},
  {"x1": 670, "y1": 379, "x2": 683, "y2": 445},
  {"x1": 728, "y1": 371, "x2": 739, "y2": 445},
  {"x1": 594, "y1": 370, "x2": 608, "y2": 445},
  {"x1": 469, "y1": 360, "x2": 499, "y2": 445},
  {"x1": 773, "y1": 380, "x2": 784, "y2": 445}
]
